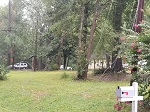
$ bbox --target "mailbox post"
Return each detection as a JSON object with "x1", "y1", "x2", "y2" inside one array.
[{"x1": 116, "y1": 82, "x2": 143, "y2": 112}]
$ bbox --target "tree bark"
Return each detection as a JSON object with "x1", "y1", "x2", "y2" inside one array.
[
  {"x1": 33, "y1": 18, "x2": 38, "y2": 71},
  {"x1": 32, "y1": 56, "x2": 37, "y2": 71},
  {"x1": 84, "y1": 0, "x2": 99, "y2": 79},
  {"x1": 77, "y1": 3, "x2": 85, "y2": 79},
  {"x1": 106, "y1": 54, "x2": 110, "y2": 68},
  {"x1": 111, "y1": 0, "x2": 126, "y2": 72},
  {"x1": 57, "y1": 34, "x2": 64, "y2": 68},
  {"x1": 63, "y1": 53, "x2": 67, "y2": 69},
  {"x1": 38, "y1": 56, "x2": 43, "y2": 70},
  {"x1": 78, "y1": 5, "x2": 85, "y2": 49},
  {"x1": 7, "y1": 52, "x2": 10, "y2": 66},
  {"x1": 94, "y1": 59, "x2": 96, "y2": 70}
]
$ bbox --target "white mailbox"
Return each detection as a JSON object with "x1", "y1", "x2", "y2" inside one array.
[
  {"x1": 115, "y1": 82, "x2": 143, "y2": 112},
  {"x1": 116, "y1": 86, "x2": 134, "y2": 98}
]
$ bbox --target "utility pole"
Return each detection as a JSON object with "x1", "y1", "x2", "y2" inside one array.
[
  {"x1": 32, "y1": 15, "x2": 39, "y2": 71},
  {"x1": 1, "y1": 0, "x2": 14, "y2": 67},
  {"x1": 134, "y1": 0, "x2": 144, "y2": 33},
  {"x1": 8, "y1": 0, "x2": 14, "y2": 68},
  {"x1": 9, "y1": 0, "x2": 12, "y2": 32},
  {"x1": 131, "y1": 0, "x2": 145, "y2": 83}
]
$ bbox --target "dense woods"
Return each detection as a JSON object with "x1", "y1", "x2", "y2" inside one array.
[
  {"x1": 0, "y1": 1, "x2": 150, "y2": 111},
  {"x1": 0, "y1": 0, "x2": 150, "y2": 79}
]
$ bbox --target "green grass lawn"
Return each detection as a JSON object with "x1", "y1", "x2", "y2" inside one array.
[{"x1": 0, "y1": 71, "x2": 129, "y2": 112}]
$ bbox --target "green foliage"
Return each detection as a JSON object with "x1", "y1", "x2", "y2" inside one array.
[
  {"x1": 139, "y1": 33, "x2": 150, "y2": 45},
  {"x1": 93, "y1": 68, "x2": 112, "y2": 75},
  {"x1": 118, "y1": 21, "x2": 150, "y2": 111},
  {"x1": 123, "y1": 0, "x2": 138, "y2": 29},
  {"x1": 111, "y1": 0, "x2": 127, "y2": 31},
  {"x1": 60, "y1": 72, "x2": 69, "y2": 79},
  {"x1": 135, "y1": 23, "x2": 150, "y2": 110},
  {"x1": 93, "y1": 19, "x2": 115, "y2": 58},
  {"x1": 94, "y1": 69, "x2": 105, "y2": 75},
  {"x1": 0, "y1": 65, "x2": 9, "y2": 80},
  {"x1": 114, "y1": 75, "x2": 150, "y2": 111},
  {"x1": 139, "y1": 80, "x2": 150, "y2": 109},
  {"x1": 137, "y1": 22, "x2": 150, "y2": 71},
  {"x1": 51, "y1": 64, "x2": 59, "y2": 71},
  {"x1": 77, "y1": 49, "x2": 87, "y2": 79},
  {"x1": 0, "y1": 0, "x2": 130, "y2": 72}
]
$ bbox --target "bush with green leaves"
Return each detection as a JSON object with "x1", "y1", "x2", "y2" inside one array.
[
  {"x1": 114, "y1": 22, "x2": 150, "y2": 111},
  {"x1": 138, "y1": 28, "x2": 150, "y2": 71},
  {"x1": 136, "y1": 76, "x2": 150, "y2": 110},
  {"x1": 94, "y1": 68, "x2": 112, "y2": 75},
  {"x1": 0, "y1": 65, "x2": 9, "y2": 80},
  {"x1": 51, "y1": 64, "x2": 59, "y2": 71},
  {"x1": 132, "y1": 22, "x2": 150, "y2": 109},
  {"x1": 60, "y1": 72, "x2": 70, "y2": 79}
]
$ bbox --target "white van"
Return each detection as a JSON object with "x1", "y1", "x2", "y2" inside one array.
[
  {"x1": 14, "y1": 62, "x2": 28, "y2": 69},
  {"x1": 60, "y1": 65, "x2": 72, "y2": 70}
]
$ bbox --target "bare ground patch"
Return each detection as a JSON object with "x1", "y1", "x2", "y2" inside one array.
[{"x1": 88, "y1": 73, "x2": 131, "y2": 82}]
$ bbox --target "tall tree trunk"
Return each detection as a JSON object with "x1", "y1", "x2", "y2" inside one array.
[
  {"x1": 56, "y1": 55, "x2": 61, "y2": 69},
  {"x1": 57, "y1": 34, "x2": 64, "y2": 68},
  {"x1": 77, "y1": 1, "x2": 91, "y2": 79},
  {"x1": 7, "y1": 52, "x2": 10, "y2": 66},
  {"x1": 77, "y1": 3, "x2": 86, "y2": 79},
  {"x1": 111, "y1": 0, "x2": 126, "y2": 72},
  {"x1": 101, "y1": 60, "x2": 104, "y2": 69},
  {"x1": 45, "y1": 57, "x2": 50, "y2": 70},
  {"x1": 106, "y1": 54, "x2": 110, "y2": 68},
  {"x1": 8, "y1": 0, "x2": 15, "y2": 68},
  {"x1": 32, "y1": 56, "x2": 37, "y2": 71},
  {"x1": 63, "y1": 53, "x2": 67, "y2": 69},
  {"x1": 38, "y1": 56, "x2": 43, "y2": 70},
  {"x1": 32, "y1": 19, "x2": 38, "y2": 71},
  {"x1": 83, "y1": 0, "x2": 99, "y2": 79},
  {"x1": 81, "y1": 2, "x2": 89, "y2": 79},
  {"x1": 10, "y1": 48, "x2": 15, "y2": 68},
  {"x1": 94, "y1": 59, "x2": 96, "y2": 70},
  {"x1": 78, "y1": 5, "x2": 85, "y2": 49}
]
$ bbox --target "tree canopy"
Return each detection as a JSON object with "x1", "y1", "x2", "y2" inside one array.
[{"x1": 0, "y1": 0, "x2": 149, "y2": 78}]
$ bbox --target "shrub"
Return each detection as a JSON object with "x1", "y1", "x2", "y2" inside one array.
[
  {"x1": 0, "y1": 65, "x2": 9, "y2": 80},
  {"x1": 93, "y1": 68, "x2": 112, "y2": 75},
  {"x1": 60, "y1": 72, "x2": 69, "y2": 79},
  {"x1": 115, "y1": 22, "x2": 150, "y2": 111},
  {"x1": 135, "y1": 74, "x2": 150, "y2": 110},
  {"x1": 51, "y1": 64, "x2": 59, "y2": 71},
  {"x1": 114, "y1": 74, "x2": 150, "y2": 111}
]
